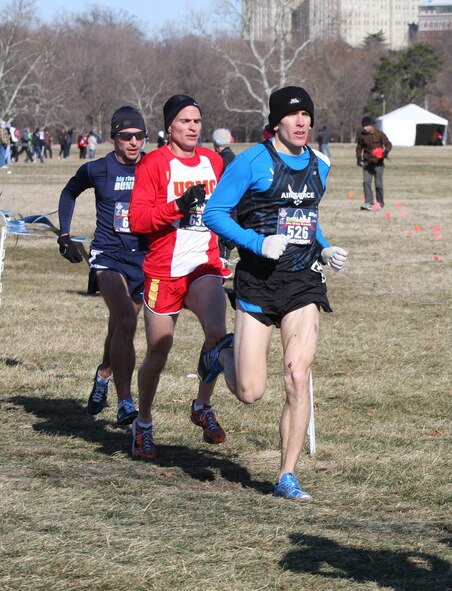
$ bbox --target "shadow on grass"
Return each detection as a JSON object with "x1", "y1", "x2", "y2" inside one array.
[
  {"x1": 279, "y1": 533, "x2": 451, "y2": 591},
  {"x1": 9, "y1": 395, "x2": 273, "y2": 495}
]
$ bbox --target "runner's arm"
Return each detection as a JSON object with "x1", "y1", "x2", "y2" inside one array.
[
  {"x1": 129, "y1": 157, "x2": 182, "y2": 234},
  {"x1": 58, "y1": 163, "x2": 93, "y2": 235},
  {"x1": 203, "y1": 156, "x2": 265, "y2": 255},
  {"x1": 314, "y1": 156, "x2": 331, "y2": 250}
]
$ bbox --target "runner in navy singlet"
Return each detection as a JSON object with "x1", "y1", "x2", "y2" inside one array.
[{"x1": 57, "y1": 106, "x2": 148, "y2": 426}]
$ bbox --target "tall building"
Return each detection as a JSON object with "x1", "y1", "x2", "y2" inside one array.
[
  {"x1": 244, "y1": 0, "x2": 421, "y2": 49},
  {"x1": 418, "y1": 0, "x2": 452, "y2": 33},
  {"x1": 242, "y1": 0, "x2": 303, "y2": 42},
  {"x1": 334, "y1": 0, "x2": 420, "y2": 49}
]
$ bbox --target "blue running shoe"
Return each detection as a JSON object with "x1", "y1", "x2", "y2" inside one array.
[
  {"x1": 197, "y1": 333, "x2": 234, "y2": 384},
  {"x1": 87, "y1": 365, "x2": 110, "y2": 416},
  {"x1": 117, "y1": 398, "x2": 138, "y2": 425},
  {"x1": 274, "y1": 472, "x2": 312, "y2": 501}
]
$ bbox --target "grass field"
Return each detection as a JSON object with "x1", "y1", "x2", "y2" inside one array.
[{"x1": 0, "y1": 142, "x2": 451, "y2": 591}]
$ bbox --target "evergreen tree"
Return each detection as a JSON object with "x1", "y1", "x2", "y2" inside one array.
[{"x1": 366, "y1": 43, "x2": 444, "y2": 117}]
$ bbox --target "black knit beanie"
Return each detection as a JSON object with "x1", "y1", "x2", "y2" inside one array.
[
  {"x1": 163, "y1": 95, "x2": 201, "y2": 132},
  {"x1": 361, "y1": 116, "x2": 374, "y2": 126},
  {"x1": 268, "y1": 86, "x2": 315, "y2": 130},
  {"x1": 110, "y1": 106, "x2": 146, "y2": 138}
]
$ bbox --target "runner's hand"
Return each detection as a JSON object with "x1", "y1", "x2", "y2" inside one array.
[
  {"x1": 57, "y1": 234, "x2": 83, "y2": 263},
  {"x1": 321, "y1": 246, "x2": 348, "y2": 271},
  {"x1": 176, "y1": 183, "x2": 206, "y2": 213},
  {"x1": 262, "y1": 235, "x2": 289, "y2": 260}
]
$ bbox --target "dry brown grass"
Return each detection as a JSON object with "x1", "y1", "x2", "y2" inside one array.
[{"x1": 0, "y1": 143, "x2": 451, "y2": 590}]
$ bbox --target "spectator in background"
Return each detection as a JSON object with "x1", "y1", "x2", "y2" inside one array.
[
  {"x1": 64, "y1": 128, "x2": 74, "y2": 159},
  {"x1": 32, "y1": 128, "x2": 45, "y2": 163},
  {"x1": 156, "y1": 130, "x2": 167, "y2": 148},
  {"x1": 90, "y1": 127, "x2": 101, "y2": 143},
  {"x1": 0, "y1": 121, "x2": 11, "y2": 168},
  {"x1": 212, "y1": 128, "x2": 235, "y2": 168},
  {"x1": 44, "y1": 127, "x2": 53, "y2": 159},
  {"x1": 78, "y1": 132, "x2": 88, "y2": 159},
  {"x1": 88, "y1": 131, "x2": 98, "y2": 159},
  {"x1": 58, "y1": 128, "x2": 67, "y2": 159},
  {"x1": 18, "y1": 128, "x2": 33, "y2": 162},
  {"x1": 317, "y1": 124, "x2": 331, "y2": 159},
  {"x1": 4, "y1": 122, "x2": 13, "y2": 165},
  {"x1": 432, "y1": 128, "x2": 443, "y2": 146},
  {"x1": 8, "y1": 123, "x2": 19, "y2": 163},
  {"x1": 356, "y1": 116, "x2": 392, "y2": 211}
]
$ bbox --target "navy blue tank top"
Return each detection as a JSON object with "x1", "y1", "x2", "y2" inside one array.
[{"x1": 236, "y1": 141, "x2": 325, "y2": 274}]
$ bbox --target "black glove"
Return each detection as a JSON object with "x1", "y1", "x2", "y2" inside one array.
[
  {"x1": 357, "y1": 158, "x2": 363, "y2": 167},
  {"x1": 57, "y1": 234, "x2": 83, "y2": 263},
  {"x1": 175, "y1": 183, "x2": 206, "y2": 213}
]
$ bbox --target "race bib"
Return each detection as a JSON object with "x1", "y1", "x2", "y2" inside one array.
[
  {"x1": 277, "y1": 208, "x2": 318, "y2": 245},
  {"x1": 114, "y1": 202, "x2": 131, "y2": 233},
  {"x1": 179, "y1": 205, "x2": 208, "y2": 232}
]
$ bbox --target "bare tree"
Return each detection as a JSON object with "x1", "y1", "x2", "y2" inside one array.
[
  {"x1": 126, "y1": 39, "x2": 173, "y2": 135},
  {"x1": 198, "y1": 0, "x2": 310, "y2": 131},
  {"x1": 303, "y1": 40, "x2": 382, "y2": 142},
  {"x1": 51, "y1": 7, "x2": 148, "y2": 135},
  {"x1": 0, "y1": 0, "x2": 54, "y2": 122}
]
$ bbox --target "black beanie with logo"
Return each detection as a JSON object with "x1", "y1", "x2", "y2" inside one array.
[
  {"x1": 110, "y1": 106, "x2": 146, "y2": 138},
  {"x1": 268, "y1": 86, "x2": 315, "y2": 130},
  {"x1": 163, "y1": 95, "x2": 202, "y2": 132}
]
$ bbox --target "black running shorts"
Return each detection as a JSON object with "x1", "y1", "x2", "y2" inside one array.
[{"x1": 234, "y1": 260, "x2": 331, "y2": 328}]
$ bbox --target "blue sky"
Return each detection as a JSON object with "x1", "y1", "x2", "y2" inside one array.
[{"x1": 36, "y1": 0, "x2": 211, "y2": 30}]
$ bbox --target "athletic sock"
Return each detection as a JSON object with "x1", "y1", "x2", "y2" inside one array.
[
  {"x1": 97, "y1": 373, "x2": 110, "y2": 384},
  {"x1": 137, "y1": 419, "x2": 152, "y2": 429},
  {"x1": 194, "y1": 401, "x2": 211, "y2": 411}
]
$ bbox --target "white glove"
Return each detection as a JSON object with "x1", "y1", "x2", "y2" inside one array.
[
  {"x1": 262, "y1": 235, "x2": 289, "y2": 260},
  {"x1": 321, "y1": 246, "x2": 348, "y2": 272}
]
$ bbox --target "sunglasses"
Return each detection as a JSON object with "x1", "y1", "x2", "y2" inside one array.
[{"x1": 115, "y1": 131, "x2": 146, "y2": 141}]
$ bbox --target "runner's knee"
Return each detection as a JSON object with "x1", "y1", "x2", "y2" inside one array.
[
  {"x1": 236, "y1": 382, "x2": 265, "y2": 405},
  {"x1": 115, "y1": 313, "x2": 138, "y2": 336},
  {"x1": 284, "y1": 366, "x2": 310, "y2": 400}
]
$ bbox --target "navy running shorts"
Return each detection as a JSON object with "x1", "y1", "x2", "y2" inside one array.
[{"x1": 89, "y1": 249, "x2": 145, "y2": 302}]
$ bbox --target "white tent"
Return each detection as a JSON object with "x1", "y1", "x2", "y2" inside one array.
[{"x1": 375, "y1": 104, "x2": 448, "y2": 147}]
